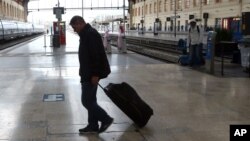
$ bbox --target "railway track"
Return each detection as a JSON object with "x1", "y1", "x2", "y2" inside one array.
[
  {"x1": 0, "y1": 34, "x2": 44, "y2": 51},
  {"x1": 108, "y1": 35, "x2": 182, "y2": 63}
]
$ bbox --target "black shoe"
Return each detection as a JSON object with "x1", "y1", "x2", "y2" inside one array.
[
  {"x1": 79, "y1": 125, "x2": 99, "y2": 134},
  {"x1": 99, "y1": 117, "x2": 114, "y2": 133}
]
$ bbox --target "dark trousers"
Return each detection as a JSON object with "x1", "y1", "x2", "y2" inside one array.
[
  {"x1": 189, "y1": 44, "x2": 204, "y2": 66},
  {"x1": 81, "y1": 82, "x2": 109, "y2": 127}
]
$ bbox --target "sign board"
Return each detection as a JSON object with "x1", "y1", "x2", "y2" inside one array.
[
  {"x1": 170, "y1": 15, "x2": 180, "y2": 19},
  {"x1": 53, "y1": 7, "x2": 64, "y2": 15},
  {"x1": 203, "y1": 13, "x2": 209, "y2": 19},
  {"x1": 189, "y1": 15, "x2": 194, "y2": 20},
  {"x1": 43, "y1": 93, "x2": 64, "y2": 102}
]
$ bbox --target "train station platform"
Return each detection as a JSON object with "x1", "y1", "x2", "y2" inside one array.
[
  {"x1": 0, "y1": 31, "x2": 249, "y2": 141},
  {"x1": 102, "y1": 30, "x2": 189, "y2": 41}
]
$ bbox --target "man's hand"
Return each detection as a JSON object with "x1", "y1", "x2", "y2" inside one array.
[{"x1": 91, "y1": 76, "x2": 99, "y2": 85}]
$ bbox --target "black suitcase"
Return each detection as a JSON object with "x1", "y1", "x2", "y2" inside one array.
[{"x1": 99, "y1": 82, "x2": 153, "y2": 128}]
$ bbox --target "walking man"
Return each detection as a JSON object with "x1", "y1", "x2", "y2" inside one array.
[{"x1": 70, "y1": 16, "x2": 113, "y2": 134}]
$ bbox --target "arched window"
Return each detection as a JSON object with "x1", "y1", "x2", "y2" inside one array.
[
  {"x1": 204, "y1": 0, "x2": 210, "y2": 5},
  {"x1": 9, "y1": 4, "x2": 11, "y2": 16},
  {"x1": 170, "y1": 0, "x2": 174, "y2": 11},
  {"x1": 185, "y1": 0, "x2": 190, "y2": 8},
  {"x1": 193, "y1": 0, "x2": 197, "y2": 7},
  {"x1": 142, "y1": 6, "x2": 144, "y2": 16},
  {"x1": 149, "y1": 3, "x2": 152, "y2": 14},
  {"x1": 159, "y1": 1, "x2": 162, "y2": 12},
  {"x1": 154, "y1": 2, "x2": 156, "y2": 13},
  {"x1": 138, "y1": 7, "x2": 140, "y2": 16},
  {"x1": 7, "y1": 3, "x2": 9, "y2": 16},
  {"x1": 11, "y1": 5, "x2": 13, "y2": 17},
  {"x1": 164, "y1": 0, "x2": 168, "y2": 12},
  {"x1": 3, "y1": 2, "x2": 6, "y2": 16},
  {"x1": 14, "y1": 7, "x2": 16, "y2": 18},
  {"x1": 215, "y1": 0, "x2": 222, "y2": 3},
  {"x1": 0, "y1": 0, "x2": 2, "y2": 14},
  {"x1": 177, "y1": 0, "x2": 182, "y2": 10}
]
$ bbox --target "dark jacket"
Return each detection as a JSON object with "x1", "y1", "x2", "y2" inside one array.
[{"x1": 78, "y1": 23, "x2": 111, "y2": 82}]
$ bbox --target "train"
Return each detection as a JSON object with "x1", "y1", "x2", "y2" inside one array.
[{"x1": 0, "y1": 19, "x2": 44, "y2": 41}]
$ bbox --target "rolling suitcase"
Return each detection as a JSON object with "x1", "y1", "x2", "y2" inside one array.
[
  {"x1": 99, "y1": 82, "x2": 153, "y2": 128},
  {"x1": 178, "y1": 54, "x2": 190, "y2": 66}
]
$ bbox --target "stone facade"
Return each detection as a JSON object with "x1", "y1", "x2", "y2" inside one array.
[
  {"x1": 130, "y1": 0, "x2": 250, "y2": 31},
  {"x1": 0, "y1": 0, "x2": 27, "y2": 21}
]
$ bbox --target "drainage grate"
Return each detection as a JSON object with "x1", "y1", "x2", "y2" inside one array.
[{"x1": 43, "y1": 93, "x2": 64, "y2": 102}]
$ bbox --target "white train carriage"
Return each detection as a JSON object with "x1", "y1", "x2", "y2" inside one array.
[
  {"x1": 0, "y1": 19, "x2": 45, "y2": 42},
  {"x1": 0, "y1": 20, "x2": 19, "y2": 40}
]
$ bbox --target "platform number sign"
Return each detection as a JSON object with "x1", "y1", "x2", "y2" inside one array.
[
  {"x1": 230, "y1": 125, "x2": 250, "y2": 141},
  {"x1": 43, "y1": 93, "x2": 64, "y2": 102}
]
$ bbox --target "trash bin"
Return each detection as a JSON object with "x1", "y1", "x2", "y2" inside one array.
[
  {"x1": 53, "y1": 34, "x2": 60, "y2": 47},
  {"x1": 238, "y1": 38, "x2": 250, "y2": 68},
  {"x1": 239, "y1": 47, "x2": 250, "y2": 68}
]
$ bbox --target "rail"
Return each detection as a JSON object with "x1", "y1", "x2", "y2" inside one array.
[{"x1": 101, "y1": 33, "x2": 184, "y2": 63}]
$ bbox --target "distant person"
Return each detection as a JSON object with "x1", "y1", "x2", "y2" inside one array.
[
  {"x1": 47, "y1": 29, "x2": 49, "y2": 34},
  {"x1": 117, "y1": 25, "x2": 126, "y2": 53},
  {"x1": 188, "y1": 19, "x2": 204, "y2": 67},
  {"x1": 103, "y1": 29, "x2": 112, "y2": 54},
  {"x1": 149, "y1": 26, "x2": 152, "y2": 31},
  {"x1": 69, "y1": 15, "x2": 113, "y2": 134}
]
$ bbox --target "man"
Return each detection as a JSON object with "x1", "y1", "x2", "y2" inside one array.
[
  {"x1": 103, "y1": 29, "x2": 111, "y2": 54},
  {"x1": 117, "y1": 25, "x2": 127, "y2": 53},
  {"x1": 188, "y1": 19, "x2": 204, "y2": 67},
  {"x1": 70, "y1": 16, "x2": 113, "y2": 134}
]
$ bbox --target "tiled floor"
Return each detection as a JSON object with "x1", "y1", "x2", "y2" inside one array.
[{"x1": 0, "y1": 31, "x2": 249, "y2": 141}]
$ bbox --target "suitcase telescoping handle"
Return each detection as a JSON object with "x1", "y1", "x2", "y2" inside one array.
[
  {"x1": 98, "y1": 83, "x2": 108, "y2": 94},
  {"x1": 98, "y1": 83, "x2": 105, "y2": 91}
]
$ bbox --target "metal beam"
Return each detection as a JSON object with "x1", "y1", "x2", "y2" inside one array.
[{"x1": 28, "y1": 6, "x2": 129, "y2": 11}]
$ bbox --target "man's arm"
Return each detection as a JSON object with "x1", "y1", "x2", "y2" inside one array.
[{"x1": 88, "y1": 31, "x2": 103, "y2": 85}]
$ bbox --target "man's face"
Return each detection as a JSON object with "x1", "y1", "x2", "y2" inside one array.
[{"x1": 71, "y1": 22, "x2": 82, "y2": 34}]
